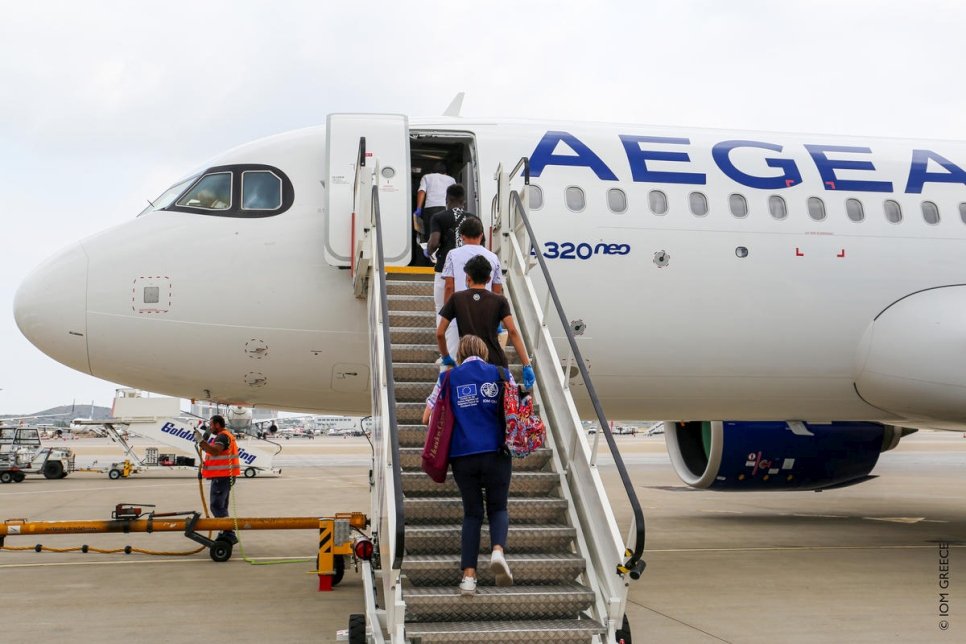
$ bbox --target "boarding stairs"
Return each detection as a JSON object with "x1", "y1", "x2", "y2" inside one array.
[{"x1": 348, "y1": 139, "x2": 645, "y2": 643}]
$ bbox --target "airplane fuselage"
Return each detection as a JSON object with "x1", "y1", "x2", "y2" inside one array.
[{"x1": 15, "y1": 117, "x2": 966, "y2": 426}]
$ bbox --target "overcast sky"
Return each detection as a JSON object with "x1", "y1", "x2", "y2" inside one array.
[{"x1": 2, "y1": 0, "x2": 965, "y2": 413}]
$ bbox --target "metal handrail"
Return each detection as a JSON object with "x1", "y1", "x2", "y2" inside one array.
[
  {"x1": 358, "y1": 138, "x2": 405, "y2": 570},
  {"x1": 372, "y1": 187, "x2": 406, "y2": 569},
  {"x1": 506, "y1": 179, "x2": 645, "y2": 576}
]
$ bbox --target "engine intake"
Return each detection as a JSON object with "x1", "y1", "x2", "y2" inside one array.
[{"x1": 665, "y1": 420, "x2": 913, "y2": 491}]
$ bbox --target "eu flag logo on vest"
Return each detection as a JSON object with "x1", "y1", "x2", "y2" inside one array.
[{"x1": 457, "y1": 384, "x2": 477, "y2": 399}]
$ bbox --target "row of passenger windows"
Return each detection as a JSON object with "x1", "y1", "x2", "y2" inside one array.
[{"x1": 529, "y1": 184, "x2": 963, "y2": 225}]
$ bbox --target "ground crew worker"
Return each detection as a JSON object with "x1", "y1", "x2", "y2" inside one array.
[{"x1": 194, "y1": 414, "x2": 240, "y2": 544}]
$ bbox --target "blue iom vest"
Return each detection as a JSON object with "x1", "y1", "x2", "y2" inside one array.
[{"x1": 447, "y1": 359, "x2": 504, "y2": 458}]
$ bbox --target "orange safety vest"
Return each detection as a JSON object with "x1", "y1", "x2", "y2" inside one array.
[{"x1": 202, "y1": 430, "x2": 240, "y2": 479}]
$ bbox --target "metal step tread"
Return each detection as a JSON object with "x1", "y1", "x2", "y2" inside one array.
[
  {"x1": 404, "y1": 497, "x2": 569, "y2": 524},
  {"x1": 405, "y1": 618, "x2": 605, "y2": 642},
  {"x1": 401, "y1": 470, "x2": 560, "y2": 497},
  {"x1": 394, "y1": 364, "x2": 524, "y2": 383},
  {"x1": 406, "y1": 523, "x2": 575, "y2": 555},
  {"x1": 399, "y1": 446, "x2": 552, "y2": 472},
  {"x1": 402, "y1": 552, "x2": 586, "y2": 586},
  {"x1": 403, "y1": 583, "x2": 595, "y2": 622}
]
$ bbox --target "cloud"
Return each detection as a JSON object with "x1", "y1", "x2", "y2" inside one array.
[{"x1": 3, "y1": 0, "x2": 966, "y2": 411}]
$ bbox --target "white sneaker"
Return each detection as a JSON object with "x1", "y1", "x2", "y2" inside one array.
[
  {"x1": 459, "y1": 576, "x2": 477, "y2": 596},
  {"x1": 489, "y1": 550, "x2": 513, "y2": 587}
]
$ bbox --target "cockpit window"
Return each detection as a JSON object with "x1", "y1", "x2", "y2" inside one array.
[
  {"x1": 158, "y1": 163, "x2": 294, "y2": 218},
  {"x1": 177, "y1": 172, "x2": 232, "y2": 210},
  {"x1": 242, "y1": 171, "x2": 282, "y2": 210}
]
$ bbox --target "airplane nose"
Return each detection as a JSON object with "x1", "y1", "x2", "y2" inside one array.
[{"x1": 13, "y1": 243, "x2": 92, "y2": 375}]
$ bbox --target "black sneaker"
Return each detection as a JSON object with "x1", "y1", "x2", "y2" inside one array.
[{"x1": 217, "y1": 532, "x2": 238, "y2": 545}]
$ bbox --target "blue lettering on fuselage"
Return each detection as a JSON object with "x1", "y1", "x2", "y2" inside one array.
[
  {"x1": 620, "y1": 135, "x2": 706, "y2": 185},
  {"x1": 905, "y1": 149, "x2": 966, "y2": 194},
  {"x1": 159, "y1": 422, "x2": 255, "y2": 465},
  {"x1": 712, "y1": 140, "x2": 803, "y2": 189},
  {"x1": 529, "y1": 131, "x2": 618, "y2": 180},
  {"x1": 529, "y1": 131, "x2": 966, "y2": 194}
]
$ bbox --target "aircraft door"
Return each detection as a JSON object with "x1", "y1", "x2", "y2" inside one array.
[{"x1": 324, "y1": 114, "x2": 411, "y2": 267}]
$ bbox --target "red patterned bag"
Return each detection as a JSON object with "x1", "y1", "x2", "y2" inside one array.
[
  {"x1": 501, "y1": 368, "x2": 545, "y2": 458},
  {"x1": 422, "y1": 371, "x2": 454, "y2": 483}
]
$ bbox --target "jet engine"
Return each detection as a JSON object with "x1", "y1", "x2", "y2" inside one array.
[{"x1": 664, "y1": 420, "x2": 914, "y2": 491}]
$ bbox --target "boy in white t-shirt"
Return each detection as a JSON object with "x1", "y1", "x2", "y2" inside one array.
[{"x1": 439, "y1": 216, "x2": 503, "y2": 356}]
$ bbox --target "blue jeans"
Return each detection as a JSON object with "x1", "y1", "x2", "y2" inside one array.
[
  {"x1": 209, "y1": 477, "x2": 234, "y2": 534},
  {"x1": 450, "y1": 450, "x2": 512, "y2": 570}
]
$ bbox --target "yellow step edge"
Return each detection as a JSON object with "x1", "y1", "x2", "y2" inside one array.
[{"x1": 385, "y1": 266, "x2": 436, "y2": 275}]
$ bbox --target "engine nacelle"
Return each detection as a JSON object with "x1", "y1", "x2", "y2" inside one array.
[{"x1": 665, "y1": 421, "x2": 912, "y2": 491}]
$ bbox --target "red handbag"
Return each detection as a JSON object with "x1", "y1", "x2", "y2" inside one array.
[{"x1": 421, "y1": 371, "x2": 454, "y2": 483}]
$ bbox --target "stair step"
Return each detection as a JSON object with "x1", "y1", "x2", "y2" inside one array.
[
  {"x1": 399, "y1": 447, "x2": 552, "y2": 472},
  {"x1": 401, "y1": 471, "x2": 560, "y2": 498},
  {"x1": 404, "y1": 583, "x2": 594, "y2": 622},
  {"x1": 391, "y1": 327, "x2": 441, "y2": 345},
  {"x1": 389, "y1": 310, "x2": 437, "y2": 328},
  {"x1": 402, "y1": 553, "x2": 586, "y2": 586},
  {"x1": 394, "y1": 363, "x2": 523, "y2": 383},
  {"x1": 394, "y1": 381, "x2": 437, "y2": 403},
  {"x1": 404, "y1": 498, "x2": 569, "y2": 525},
  {"x1": 391, "y1": 344, "x2": 524, "y2": 364},
  {"x1": 397, "y1": 402, "x2": 429, "y2": 424},
  {"x1": 405, "y1": 618, "x2": 604, "y2": 643},
  {"x1": 387, "y1": 295, "x2": 436, "y2": 312},
  {"x1": 405, "y1": 524, "x2": 576, "y2": 555},
  {"x1": 386, "y1": 281, "x2": 435, "y2": 296}
]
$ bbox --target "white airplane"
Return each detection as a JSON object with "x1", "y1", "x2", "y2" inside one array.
[{"x1": 14, "y1": 110, "x2": 966, "y2": 491}]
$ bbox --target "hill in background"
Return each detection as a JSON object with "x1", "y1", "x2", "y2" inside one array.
[{"x1": 1, "y1": 404, "x2": 112, "y2": 426}]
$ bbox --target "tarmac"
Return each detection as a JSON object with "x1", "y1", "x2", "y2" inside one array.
[{"x1": 1, "y1": 431, "x2": 964, "y2": 643}]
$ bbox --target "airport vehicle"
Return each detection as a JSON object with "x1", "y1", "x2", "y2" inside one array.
[
  {"x1": 78, "y1": 390, "x2": 281, "y2": 479},
  {"x1": 0, "y1": 426, "x2": 74, "y2": 481},
  {"x1": 15, "y1": 103, "x2": 966, "y2": 640}
]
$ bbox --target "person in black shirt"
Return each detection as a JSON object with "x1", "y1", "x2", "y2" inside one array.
[
  {"x1": 427, "y1": 184, "x2": 472, "y2": 355},
  {"x1": 437, "y1": 256, "x2": 533, "y2": 387}
]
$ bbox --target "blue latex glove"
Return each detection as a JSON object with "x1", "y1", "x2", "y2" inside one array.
[
  {"x1": 441, "y1": 355, "x2": 457, "y2": 367},
  {"x1": 496, "y1": 323, "x2": 505, "y2": 334},
  {"x1": 414, "y1": 207, "x2": 423, "y2": 217},
  {"x1": 423, "y1": 247, "x2": 432, "y2": 259},
  {"x1": 522, "y1": 364, "x2": 535, "y2": 390}
]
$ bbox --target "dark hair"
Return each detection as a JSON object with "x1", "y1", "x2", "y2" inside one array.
[
  {"x1": 432, "y1": 161, "x2": 447, "y2": 174},
  {"x1": 464, "y1": 254, "x2": 492, "y2": 285},
  {"x1": 458, "y1": 216, "x2": 483, "y2": 239},
  {"x1": 446, "y1": 184, "x2": 465, "y2": 203},
  {"x1": 210, "y1": 414, "x2": 226, "y2": 428}
]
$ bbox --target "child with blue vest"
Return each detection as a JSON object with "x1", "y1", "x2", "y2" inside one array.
[{"x1": 422, "y1": 335, "x2": 515, "y2": 595}]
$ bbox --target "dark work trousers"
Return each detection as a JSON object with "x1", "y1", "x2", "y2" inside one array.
[
  {"x1": 209, "y1": 477, "x2": 235, "y2": 534},
  {"x1": 420, "y1": 206, "x2": 446, "y2": 243},
  {"x1": 450, "y1": 450, "x2": 512, "y2": 570}
]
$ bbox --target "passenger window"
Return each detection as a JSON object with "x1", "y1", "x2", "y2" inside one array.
[
  {"x1": 921, "y1": 201, "x2": 940, "y2": 225},
  {"x1": 529, "y1": 184, "x2": 543, "y2": 210},
  {"x1": 729, "y1": 193, "x2": 748, "y2": 218},
  {"x1": 242, "y1": 171, "x2": 282, "y2": 210},
  {"x1": 960, "y1": 203, "x2": 966, "y2": 224},
  {"x1": 177, "y1": 172, "x2": 231, "y2": 210},
  {"x1": 565, "y1": 186, "x2": 585, "y2": 212},
  {"x1": 884, "y1": 200, "x2": 902, "y2": 224},
  {"x1": 768, "y1": 195, "x2": 787, "y2": 220},
  {"x1": 807, "y1": 197, "x2": 826, "y2": 221},
  {"x1": 607, "y1": 188, "x2": 627, "y2": 213},
  {"x1": 648, "y1": 190, "x2": 668, "y2": 215},
  {"x1": 689, "y1": 192, "x2": 709, "y2": 216},
  {"x1": 846, "y1": 198, "x2": 864, "y2": 222}
]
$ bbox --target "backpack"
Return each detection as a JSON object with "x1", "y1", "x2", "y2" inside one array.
[{"x1": 500, "y1": 368, "x2": 546, "y2": 458}]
